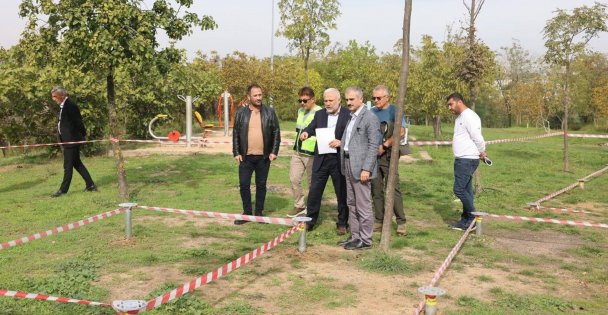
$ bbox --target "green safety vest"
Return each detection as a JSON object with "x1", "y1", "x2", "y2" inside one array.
[{"x1": 294, "y1": 105, "x2": 321, "y2": 155}]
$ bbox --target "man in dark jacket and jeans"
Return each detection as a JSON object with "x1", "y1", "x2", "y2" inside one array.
[{"x1": 232, "y1": 84, "x2": 281, "y2": 224}]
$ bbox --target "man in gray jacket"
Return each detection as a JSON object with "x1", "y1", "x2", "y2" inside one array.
[{"x1": 339, "y1": 87, "x2": 381, "y2": 250}]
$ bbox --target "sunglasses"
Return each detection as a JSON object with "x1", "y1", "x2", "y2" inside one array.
[
  {"x1": 298, "y1": 99, "x2": 311, "y2": 103},
  {"x1": 372, "y1": 96, "x2": 387, "y2": 101}
]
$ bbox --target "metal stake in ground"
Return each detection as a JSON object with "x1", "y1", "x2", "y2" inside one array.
[
  {"x1": 112, "y1": 300, "x2": 146, "y2": 314},
  {"x1": 471, "y1": 211, "x2": 487, "y2": 236},
  {"x1": 292, "y1": 217, "x2": 312, "y2": 253},
  {"x1": 119, "y1": 203, "x2": 138, "y2": 239},
  {"x1": 417, "y1": 286, "x2": 446, "y2": 315}
]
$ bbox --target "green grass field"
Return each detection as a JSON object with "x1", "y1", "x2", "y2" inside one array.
[{"x1": 0, "y1": 125, "x2": 607, "y2": 314}]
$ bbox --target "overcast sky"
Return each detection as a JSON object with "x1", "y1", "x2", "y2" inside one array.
[{"x1": 1, "y1": 0, "x2": 607, "y2": 60}]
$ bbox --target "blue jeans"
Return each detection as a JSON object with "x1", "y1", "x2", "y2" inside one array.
[{"x1": 453, "y1": 158, "x2": 479, "y2": 221}]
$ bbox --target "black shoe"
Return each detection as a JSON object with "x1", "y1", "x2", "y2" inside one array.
[
  {"x1": 342, "y1": 238, "x2": 359, "y2": 248},
  {"x1": 306, "y1": 223, "x2": 314, "y2": 232},
  {"x1": 84, "y1": 185, "x2": 97, "y2": 192},
  {"x1": 449, "y1": 219, "x2": 476, "y2": 231},
  {"x1": 337, "y1": 237, "x2": 353, "y2": 246},
  {"x1": 234, "y1": 219, "x2": 250, "y2": 225},
  {"x1": 51, "y1": 190, "x2": 65, "y2": 198},
  {"x1": 344, "y1": 239, "x2": 372, "y2": 250}
]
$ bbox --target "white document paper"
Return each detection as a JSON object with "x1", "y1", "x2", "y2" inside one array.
[{"x1": 316, "y1": 127, "x2": 337, "y2": 154}]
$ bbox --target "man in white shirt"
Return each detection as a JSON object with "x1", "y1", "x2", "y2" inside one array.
[{"x1": 447, "y1": 92, "x2": 487, "y2": 231}]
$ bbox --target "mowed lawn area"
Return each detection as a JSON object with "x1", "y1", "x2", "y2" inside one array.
[{"x1": 1, "y1": 125, "x2": 607, "y2": 314}]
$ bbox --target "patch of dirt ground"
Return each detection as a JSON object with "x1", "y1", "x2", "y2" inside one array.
[
  {"x1": 119, "y1": 131, "x2": 294, "y2": 157},
  {"x1": 95, "y1": 226, "x2": 606, "y2": 314}
]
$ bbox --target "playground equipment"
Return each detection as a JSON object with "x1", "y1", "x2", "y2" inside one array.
[
  {"x1": 147, "y1": 95, "x2": 211, "y2": 147},
  {"x1": 217, "y1": 91, "x2": 234, "y2": 136},
  {"x1": 148, "y1": 92, "x2": 240, "y2": 142},
  {"x1": 215, "y1": 91, "x2": 251, "y2": 136}
]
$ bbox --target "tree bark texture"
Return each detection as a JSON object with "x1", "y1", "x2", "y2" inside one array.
[{"x1": 380, "y1": 0, "x2": 412, "y2": 252}]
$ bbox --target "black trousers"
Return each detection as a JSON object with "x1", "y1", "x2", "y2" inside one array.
[
  {"x1": 306, "y1": 155, "x2": 348, "y2": 228},
  {"x1": 60, "y1": 146, "x2": 94, "y2": 193},
  {"x1": 239, "y1": 155, "x2": 271, "y2": 215}
]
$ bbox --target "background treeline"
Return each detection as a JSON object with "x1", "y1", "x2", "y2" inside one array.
[{"x1": 1, "y1": 32, "x2": 607, "y2": 148}]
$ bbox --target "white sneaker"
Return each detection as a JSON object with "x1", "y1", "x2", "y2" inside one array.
[{"x1": 286, "y1": 208, "x2": 307, "y2": 218}]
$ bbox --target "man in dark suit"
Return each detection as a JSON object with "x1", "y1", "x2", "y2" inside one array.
[
  {"x1": 299, "y1": 88, "x2": 350, "y2": 234},
  {"x1": 51, "y1": 87, "x2": 96, "y2": 197}
]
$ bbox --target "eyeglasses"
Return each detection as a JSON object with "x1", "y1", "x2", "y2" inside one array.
[
  {"x1": 372, "y1": 96, "x2": 387, "y2": 101},
  {"x1": 298, "y1": 99, "x2": 311, "y2": 103}
]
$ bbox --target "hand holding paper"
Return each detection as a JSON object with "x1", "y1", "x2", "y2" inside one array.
[{"x1": 316, "y1": 127, "x2": 337, "y2": 154}]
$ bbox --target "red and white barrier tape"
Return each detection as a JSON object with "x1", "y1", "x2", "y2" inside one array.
[
  {"x1": 532, "y1": 182, "x2": 580, "y2": 205},
  {"x1": 7, "y1": 131, "x2": 606, "y2": 151},
  {"x1": 486, "y1": 132, "x2": 562, "y2": 144},
  {"x1": 403, "y1": 132, "x2": 561, "y2": 146},
  {"x1": 128, "y1": 225, "x2": 300, "y2": 314},
  {"x1": 409, "y1": 140, "x2": 452, "y2": 146},
  {"x1": 569, "y1": 134, "x2": 608, "y2": 139},
  {"x1": 135, "y1": 205, "x2": 294, "y2": 226},
  {"x1": 0, "y1": 139, "x2": 108, "y2": 150},
  {"x1": 530, "y1": 206, "x2": 592, "y2": 215},
  {"x1": 484, "y1": 213, "x2": 608, "y2": 229},
  {"x1": 413, "y1": 220, "x2": 476, "y2": 315},
  {"x1": 0, "y1": 289, "x2": 110, "y2": 308},
  {"x1": 532, "y1": 165, "x2": 608, "y2": 205},
  {"x1": 581, "y1": 165, "x2": 608, "y2": 181},
  {"x1": 0, "y1": 208, "x2": 124, "y2": 250}
]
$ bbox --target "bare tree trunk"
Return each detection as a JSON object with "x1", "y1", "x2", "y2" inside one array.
[
  {"x1": 469, "y1": 85, "x2": 483, "y2": 193},
  {"x1": 0, "y1": 138, "x2": 7, "y2": 157},
  {"x1": 107, "y1": 73, "x2": 129, "y2": 200},
  {"x1": 433, "y1": 115, "x2": 442, "y2": 139},
  {"x1": 304, "y1": 49, "x2": 310, "y2": 86},
  {"x1": 561, "y1": 62, "x2": 571, "y2": 172},
  {"x1": 380, "y1": 0, "x2": 412, "y2": 252}
]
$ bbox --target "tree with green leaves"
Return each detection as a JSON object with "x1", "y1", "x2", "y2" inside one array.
[
  {"x1": 408, "y1": 35, "x2": 455, "y2": 139},
  {"x1": 276, "y1": 0, "x2": 340, "y2": 85},
  {"x1": 454, "y1": 0, "x2": 495, "y2": 193},
  {"x1": 19, "y1": 0, "x2": 216, "y2": 199},
  {"x1": 317, "y1": 40, "x2": 381, "y2": 96},
  {"x1": 459, "y1": 0, "x2": 487, "y2": 112},
  {"x1": 570, "y1": 52, "x2": 608, "y2": 126},
  {"x1": 543, "y1": 1, "x2": 608, "y2": 172},
  {"x1": 496, "y1": 40, "x2": 533, "y2": 127}
]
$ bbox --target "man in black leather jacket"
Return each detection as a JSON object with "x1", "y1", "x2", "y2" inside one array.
[{"x1": 232, "y1": 84, "x2": 281, "y2": 224}]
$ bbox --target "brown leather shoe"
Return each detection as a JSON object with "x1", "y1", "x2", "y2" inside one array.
[
  {"x1": 373, "y1": 222, "x2": 382, "y2": 232},
  {"x1": 337, "y1": 226, "x2": 347, "y2": 235},
  {"x1": 397, "y1": 224, "x2": 407, "y2": 236}
]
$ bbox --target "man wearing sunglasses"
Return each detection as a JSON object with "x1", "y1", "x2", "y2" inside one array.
[
  {"x1": 288, "y1": 87, "x2": 322, "y2": 217},
  {"x1": 370, "y1": 85, "x2": 408, "y2": 236}
]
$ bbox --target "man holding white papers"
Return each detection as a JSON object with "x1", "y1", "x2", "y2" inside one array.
[{"x1": 299, "y1": 88, "x2": 351, "y2": 234}]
